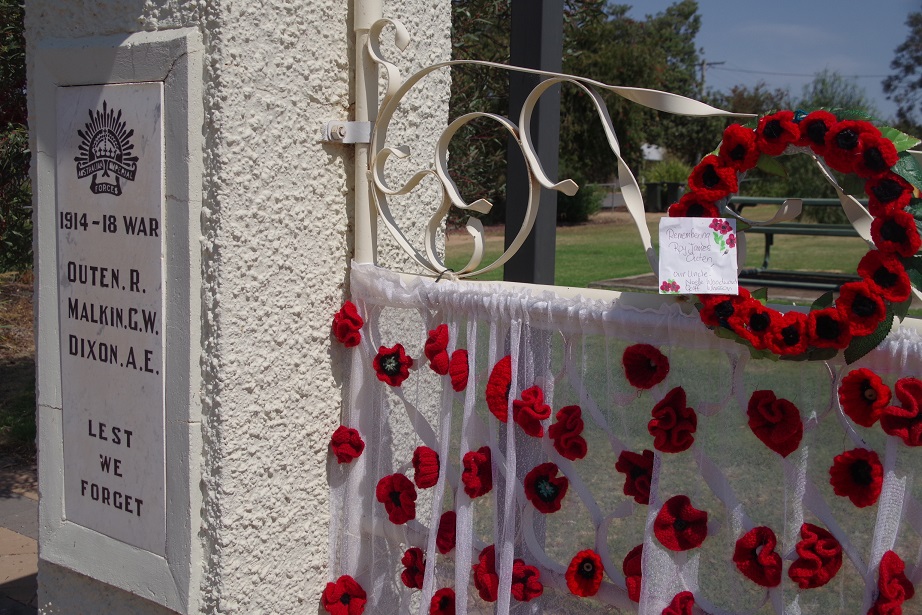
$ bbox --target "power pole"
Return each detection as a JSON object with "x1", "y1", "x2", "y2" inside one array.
[{"x1": 699, "y1": 60, "x2": 725, "y2": 95}]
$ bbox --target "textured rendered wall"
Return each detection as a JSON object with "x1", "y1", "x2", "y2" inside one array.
[{"x1": 27, "y1": 0, "x2": 449, "y2": 612}]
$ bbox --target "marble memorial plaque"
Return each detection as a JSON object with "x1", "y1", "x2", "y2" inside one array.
[{"x1": 56, "y1": 83, "x2": 166, "y2": 554}]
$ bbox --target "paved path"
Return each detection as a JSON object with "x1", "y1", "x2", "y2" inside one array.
[{"x1": 0, "y1": 462, "x2": 37, "y2": 615}]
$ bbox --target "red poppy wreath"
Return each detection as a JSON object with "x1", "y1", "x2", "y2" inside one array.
[{"x1": 667, "y1": 109, "x2": 922, "y2": 364}]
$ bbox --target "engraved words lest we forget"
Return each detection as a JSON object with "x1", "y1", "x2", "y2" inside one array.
[{"x1": 56, "y1": 83, "x2": 166, "y2": 554}]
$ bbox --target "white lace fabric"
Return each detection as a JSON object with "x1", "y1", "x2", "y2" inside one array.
[{"x1": 328, "y1": 263, "x2": 922, "y2": 614}]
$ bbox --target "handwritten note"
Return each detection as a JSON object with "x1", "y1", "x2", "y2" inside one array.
[{"x1": 658, "y1": 217, "x2": 738, "y2": 295}]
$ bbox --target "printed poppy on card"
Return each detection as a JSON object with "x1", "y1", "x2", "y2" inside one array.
[
  {"x1": 513, "y1": 385, "x2": 552, "y2": 437},
  {"x1": 400, "y1": 547, "x2": 425, "y2": 590},
  {"x1": 429, "y1": 588, "x2": 455, "y2": 615},
  {"x1": 622, "y1": 343, "x2": 670, "y2": 389},
  {"x1": 733, "y1": 526, "x2": 782, "y2": 587},
  {"x1": 654, "y1": 495, "x2": 708, "y2": 551},
  {"x1": 662, "y1": 591, "x2": 695, "y2": 615},
  {"x1": 472, "y1": 545, "x2": 499, "y2": 602},
  {"x1": 373, "y1": 344, "x2": 414, "y2": 387},
  {"x1": 331, "y1": 302, "x2": 364, "y2": 348},
  {"x1": 486, "y1": 356, "x2": 512, "y2": 422},
  {"x1": 869, "y1": 550, "x2": 915, "y2": 615},
  {"x1": 548, "y1": 405, "x2": 588, "y2": 461},
  {"x1": 424, "y1": 324, "x2": 450, "y2": 375},
  {"x1": 747, "y1": 390, "x2": 803, "y2": 457},
  {"x1": 524, "y1": 462, "x2": 569, "y2": 513},
  {"x1": 330, "y1": 425, "x2": 365, "y2": 464},
  {"x1": 622, "y1": 544, "x2": 644, "y2": 603},
  {"x1": 375, "y1": 473, "x2": 417, "y2": 524},
  {"x1": 511, "y1": 559, "x2": 543, "y2": 602},
  {"x1": 881, "y1": 376, "x2": 922, "y2": 446},
  {"x1": 565, "y1": 549, "x2": 604, "y2": 597},
  {"x1": 648, "y1": 387, "x2": 697, "y2": 454},
  {"x1": 321, "y1": 575, "x2": 367, "y2": 615},
  {"x1": 788, "y1": 523, "x2": 843, "y2": 590},
  {"x1": 829, "y1": 448, "x2": 883, "y2": 508},
  {"x1": 615, "y1": 449, "x2": 654, "y2": 505},
  {"x1": 412, "y1": 446, "x2": 440, "y2": 489},
  {"x1": 436, "y1": 510, "x2": 456, "y2": 554},
  {"x1": 461, "y1": 446, "x2": 493, "y2": 499},
  {"x1": 838, "y1": 368, "x2": 891, "y2": 428}
]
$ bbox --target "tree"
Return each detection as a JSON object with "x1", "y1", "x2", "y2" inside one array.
[
  {"x1": 800, "y1": 69, "x2": 877, "y2": 116},
  {"x1": 883, "y1": 9, "x2": 922, "y2": 133},
  {"x1": 0, "y1": 0, "x2": 30, "y2": 272}
]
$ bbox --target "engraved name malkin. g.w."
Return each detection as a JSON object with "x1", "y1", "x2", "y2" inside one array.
[{"x1": 74, "y1": 101, "x2": 139, "y2": 197}]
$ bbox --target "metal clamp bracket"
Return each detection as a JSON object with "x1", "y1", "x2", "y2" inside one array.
[{"x1": 322, "y1": 121, "x2": 373, "y2": 144}]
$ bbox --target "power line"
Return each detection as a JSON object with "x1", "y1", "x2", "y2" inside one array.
[{"x1": 710, "y1": 65, "x2": 889, "y2": 79}]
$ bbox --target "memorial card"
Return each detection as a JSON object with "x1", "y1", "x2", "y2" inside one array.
[{"x1": 658, "y1": 217, "x2": 739, "y2": 295}]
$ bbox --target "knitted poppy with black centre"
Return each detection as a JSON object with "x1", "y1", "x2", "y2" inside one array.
[
  {"x1": 511, "y1": 560, "x2": 543, "y2": 602},
  {"x1": 858, "y1": 250, "x2": 913, "y2": 303},
  {"x1": 373, "y1": 344, "x2": 414, "y2": 387},
  {"x1": 838, "y1": 368, "x2": 891, "y2": 428},
  {"x1": 524, "y1": 462, "x2": 569, "y2": 513},
  {"x1": 871, "y1": 209, "x2": 922, "y2": 258},
  {"x1": 836, "y1": 280, "x2": 887, "y2": 337},
  {"x1": 806, "y1": 307, "x2": 853, "y2": 349},
  {"x1": 766, "y1": 311, "x2": 809, "y2": 356},
  {"x1": 829, "y1": 448, "x2": 883, "y2": 508},
  {"x1": 866, "y1": 173, "x2": 913, "y2": 215},
  {"x1": 653, "y1": 495, "x2": 708, "y2": 551},
  {"x1": 824, "y1": 120, "x2": 880, "y2": 174},
  {"x1": 854, "y1": 133, "x2": 900, "y2": 178},
  {"x1": 321, "y1": 575, "x2": 367, "y2": 615},
  {"x1": 795, "y1": 109, "x2": 837, "y2": 154},
  {"x1": 756, "y1": 110, "x2": 800, "y2": 156},
  {"x1": 375, "y1": 473, "x2": 417, "y2": 524},
  {"x1": 622, "y1": 343, "x2": 670, "y2": 389},
  {"x1": 667, "y1": 192, "x2": 719, "y2": 218},
  {"x1": 687, "y1": 154, "x2": 738, "y2": 201},
  {"x1": 719, "y1": 123, "x2": 761, "y2": 171},
  {"x1": 697, "y1": 288, "x2": 752, "y2": 328},
  {"x1": 728, "y1": 301, "x2": 778, "y2": 350},
  {"x1": 400, "y1": 547, "x2": 425, "y2": 590},
  {"x1": 429, "y1": 588, "x2": 455, "y2": 615},
  {"x1": 565, "y1": 549, "x2": 604, "y2": 597}
]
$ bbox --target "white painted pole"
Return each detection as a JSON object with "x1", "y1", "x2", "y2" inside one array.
[{"x1": 353, "y1": 0, "x2": 382, "y2": 264}]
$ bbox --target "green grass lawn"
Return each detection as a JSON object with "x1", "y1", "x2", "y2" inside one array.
[{"x1": 446, "y1": 207, "x2": 871, "y2": 288}]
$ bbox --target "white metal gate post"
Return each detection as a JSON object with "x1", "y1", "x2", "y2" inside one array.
[{"x1": 354, "y1": 0, "x2": 382, "y2": 264}]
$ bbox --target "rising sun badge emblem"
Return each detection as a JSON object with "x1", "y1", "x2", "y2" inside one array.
[{"x1": 74, "y1": 101, "x2": 139, "y2": 196}]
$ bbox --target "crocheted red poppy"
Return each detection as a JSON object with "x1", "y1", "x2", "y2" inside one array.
[
  {"x1": 524, "y1": 462, "x2": 569, "y2": 513},
  {"x1": 854, "y1": 133, "x2": 900, "y2": 179},
  {"x1": 412, "y1": 446, "x2": 440, "y2": 489},
  {"x1": 733, "y1": 526, "x2": 782, "y2": 587},
  {"x1": 429, "y1": 588, "x2": 455, "y2": 615},
  {"x1": 720, "y1": 123, "x2": 761, "y2": 171},
  {"x1": 436, "y1": 510, "x2": 456, "y2": 554},
  {"x1": 375, "y1": 473, "x2": 417, "y2": 524},
  {"x1": 662, "y1": 591, "x2": 695, "y2": 615},
  {"x1": 461, "y1": 446, "x2": 493, "y2": 499},
  {"x1": 806, "y1": 307, "x2": 853, "y2": 349},
  {"x1": 866, "y1": 172, "x2": 914, "y2": 215},
  {"x1": 548, "y1": 405, "x2": 588, "y2": 460},
  {"x1": 755, "y1": 110, "x2": 799, "y2": 156},
  {"x1": 728, "y1": 301, "x2": 778, "y2": 350},
  {"x1": 400, "y1": 547, "x2": 425, "y2": 589},
  {"x1": 512, "y1": 385, "x2": 552, "y2": 437},
  {"x1": 330, "y1": 425, "x2": 365, "y2": 464},
  {"x1": 448, "y1": 349, "x2": 468, "y2": 392},
  {"x1": 795, "y1": 109, "x2": 837, "y2": 153},
  {"x1": 565, "y1": 549, "x2": 604, "y2": 597},
  {"x1": 511, "y1": 559, "x2": 543, "y2": 602},
  {"x1": 697, "y1": 288, "x2": 752, "y2": 328},
  {"x1": 615, "y1": 449, "x2": 654, "y2": 505},
  {"x1": 331, "y1": 301, "x2": 364, "y2": 348},
  {"x1": 424, "y1": 324, "x2": 450, "y2": 375},
  {"x1": 766, "y1": 310, "x2": 809, "y2": 356},
  {"x1": 788, "y1": 523, "x2": 843, "y2": 590},
  {"x1": 373, "y1": 344, "x2": 414, "y2": 387},
  {"x1": 485, "y1": 355, "x2": 512, "y2": 422},
  {"x1": 687, "y1": 154, "x2": 739, "y2": 201},
  {"x1": 872, "y1": 209, "x2": 922, "y2": 258},
  {"x1": 472, "y1": 545, "x2": 498, "y2": 602},
  {"x1": 747, "y1": 390, "x2": 803, "y2": 458},
  {"x1": 824, "y1": 120, "x2": 880, "y2": 174},
  {"x1": 839, "y1": 368, "x2": 891, "y2": 427},
  {"x1": 881, "y1": 377, "x2": 922, "y2": 446},
  {"x1": 667, "y1": 192, "x2": 719, "y2": 218},
  {"x1": 648, "y1": 387, "x2": 697, "y2": 454},
  {"x1": 829, "y1": 448, "x2": 883, "y2": 508},
  {"x1": 869, "y1": 550, "x2": 915, "y2": 615},
  {"x1": 622, "y1": 544, "x2": 644, "y2": 602},
  {"x1": 321, "y1": 575, "x2": 367, "y2": 615},
  {"x1": 622, "y1": 343, "x2": 670, "y2": 389},
  {"x1": 654, "y1": 495, "x2": 708, "y2": 551},
  {"x1": 837, "y1": 280, "x2": 888, "y2": 337},
  {"x1": 858, "y1": 250, "x2": 912, "y2": 303}
]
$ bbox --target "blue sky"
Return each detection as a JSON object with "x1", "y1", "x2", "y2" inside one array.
[{"x1": 624, "y1": 0, "x2": 918, "y2": 121}]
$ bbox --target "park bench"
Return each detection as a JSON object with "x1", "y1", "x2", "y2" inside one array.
[{"x1": 729, "y1": 196, "x2": 865, "y2": 292}]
